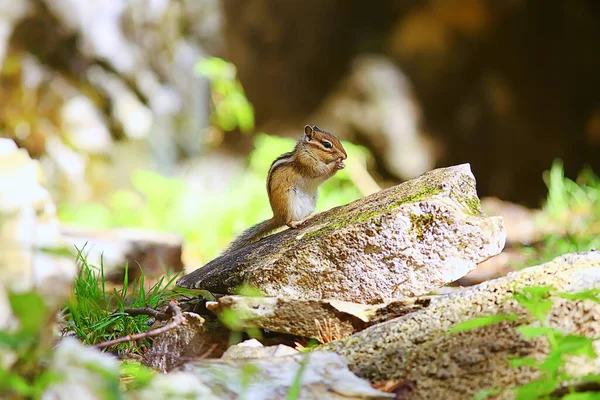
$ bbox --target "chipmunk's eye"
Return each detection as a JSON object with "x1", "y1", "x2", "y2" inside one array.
[{"x1": 322, "y1": 140, "x2": 332, "y2": 149}]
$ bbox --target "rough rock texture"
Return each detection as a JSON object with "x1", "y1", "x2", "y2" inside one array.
[
  {"x1": 323, "y1": 252, "x2": 600, "y2": 400},
  {"x1": 177, "y1": 351, "x2": 393, "y2": 400},
  {"x1": 143, "y1": 312, "x2": 228, "y2": 373},
  {"x1": 207, "y1": 295, "x2": 431, "y2": 339},
  {"x1": 177, "y1": 164, "x2": 505, "y2": 304},
  {"x1": 60, "y1": 226, "x2": 184, "y2": 281}
]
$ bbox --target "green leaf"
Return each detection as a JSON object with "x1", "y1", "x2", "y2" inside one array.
[
  {"x1": 0, "y1": 373, "x2": 34, "y2": 396},
  {"x1": 197, "y1": 290, "x2": 217, "y2": 301},
  {"x1": 240, "y1": 362, "x2": 260, "y2": 396},
  {"x1": 582, "y1": 373, "x2": 600, "y2": 384},
  {"x1": 562, "y1": 393, "x2": 600, "y2": 400},
  {"x1": 512, "y1": 286, "x2": 554, "y2": 321},
  {"x1": 508, "y1": 357, "x2": 538, "y2": 368},
  {"x1": 234, "y1": 284, "x2": 265, "y2": 297},
  {"x1": 287, "y1": 353, "x2": 310, "y2": 400},
  {"x1": 516, "y1": 326, "x2": 558, "y2": 339},
  {"x1": 448, "y1": 314, "x2": 519, "y2": 333},
  {"x1": 538, "y1": 350, "x2": 564, "y2": 373},
  {"x1": 0, "y1": 331, "x2": 32, "y2": 349},
  {"x1": 473, "y1": 388, "x2": 502, "y2": 400},
  {"x1": 120, "y1": 361, "x2": 155, "y2": 390},
  {"x1": 219, "y1": 309, "x2": 244, "y2": 330},
  {"x1": 558, "y1": 289, "x2": 600, "y2": 304},
  {"x1": 32, "y1": 370, "x2": 63, "y2": 395},
  {"x1": 9, "y1": 291, "x2": 46, "y2": 335},
  {"x1": 194, "y1": 57, "x2": 236, "y2": 80},
  {"x1": 554, "y1": 335, "x2": 597, "y2": 358},
  {"x1": 514, "y1": 378, "x2": 559, "y2": 400}
]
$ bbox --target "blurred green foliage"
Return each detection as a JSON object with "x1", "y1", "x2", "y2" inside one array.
[
  {"x1": 0, "y1": 291, "x2": 60, "y2": 398},
  {"x1": 515, "y1": 160, "x2": 600, "y2": 269},
  {"x1": 0, "y1": 250, "x2": 175, "y2": 398},
  {"x1": 195, "y1": 57, "x2": 254, "y2": 133},
  {"x1": 58, "y1": 134, "x2": 367, "y2": 264}
]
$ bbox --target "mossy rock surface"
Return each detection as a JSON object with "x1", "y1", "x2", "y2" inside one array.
[{"x1": 177, "y1": 164, "x2": 505, "y2": 304}]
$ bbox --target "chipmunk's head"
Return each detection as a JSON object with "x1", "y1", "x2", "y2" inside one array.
[{"x1": 303, "y1": 125, "x2": 347, "y2": 170}]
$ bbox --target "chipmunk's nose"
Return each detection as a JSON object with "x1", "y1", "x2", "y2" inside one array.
[{"x1": 339, "y1": 150, "x2": 347, "y2": 160}]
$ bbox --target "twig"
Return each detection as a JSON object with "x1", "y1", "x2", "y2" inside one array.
[
  {"x1": 123, "y1": 306, "x2": 172, "y2": 321},
  {"x1": 95, "y1": 301, "x2": 184, "y2": 350}
]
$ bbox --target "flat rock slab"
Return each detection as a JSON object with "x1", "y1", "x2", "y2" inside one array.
[
  {"x1": 177, "y1": 164, "x2": 505, "y2": 304},
  {"x1": 177, "y1": 351, "x2": 393, "y2": 400},
  {"x1": 323, "y1": 251, "x2": 600, "y2": 400},
  {"x1": 207, "y1": 295, "x2": 431, "y2": 340}
]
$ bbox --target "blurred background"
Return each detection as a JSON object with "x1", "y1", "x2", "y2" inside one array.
[{"x1": 1, "y1": 0, "x2": 599, "y2": 267}]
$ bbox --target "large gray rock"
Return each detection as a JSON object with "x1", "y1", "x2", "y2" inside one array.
[
  {"x1": 177, "y1": 164, "x2": 505, "y2": 304},
  {"x1": 323, "y1": 251, "x2": 600, "y2": 400}
]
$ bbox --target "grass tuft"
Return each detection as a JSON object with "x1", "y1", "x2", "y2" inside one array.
[
  {"x1": 514, "y1": 160, "x2": 600, "y2": 269},
  {"x1": 63, "y1": 244, "x2": 187, "y2": 354}
]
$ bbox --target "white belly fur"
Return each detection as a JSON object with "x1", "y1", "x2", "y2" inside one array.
[{"x1": 289, "y1": 177, "x2": 321, "y2": 221}]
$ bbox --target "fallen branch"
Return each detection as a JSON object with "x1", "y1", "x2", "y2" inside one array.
[
  {"x1": 123, "y1": 306, "x2": 172, "y2": 321},
  {"x1": 95, "y1": 301, "x2": 184, "y2": 350}
]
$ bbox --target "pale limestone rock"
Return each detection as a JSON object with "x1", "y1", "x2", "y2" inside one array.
[
  {"x1": 207, "y1": 295, "x2": 430, "y2": 339},
  {"x1": 178, "y1": 351, "x2": 393, "y2": 400},
  {"x1": 177, "y1": 164, "x2": 506, "y2": 304},
  {"x1": 42, "y1": 338, "x2": 121, "y2": 400},
  {"x1": 221, "y1": 339, "x2": 298, "y2": 359},
  {"x1": 0, "y1": 139, "x2": 75, "y2": 308},
  {"x1": 323, "y1": 251, "x2": 600, "y2": 400},
  {"x1": 132, "y1": 371, "x2": 219, "y2": 400}
]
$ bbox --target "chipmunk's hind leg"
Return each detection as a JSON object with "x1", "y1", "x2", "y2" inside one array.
[{"x1": 286, "y1": 217, "x2": 309, "y2": 229}]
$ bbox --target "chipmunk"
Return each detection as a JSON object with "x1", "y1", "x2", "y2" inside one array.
[{"x1": 226, "y1": 125, "x2": 347, "y2": 252}]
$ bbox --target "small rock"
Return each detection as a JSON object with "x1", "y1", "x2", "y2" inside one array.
[
  {"x1": 143, "y1": 312, "x2": 228, "y2": 373},
  {"x1": 221, "y1": 339, "x2": 298, "y2": 359}
]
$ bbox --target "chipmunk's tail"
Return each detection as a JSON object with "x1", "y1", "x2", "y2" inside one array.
[{"x1": 224, "y1": 218, "x2": 282, "y2": 253}]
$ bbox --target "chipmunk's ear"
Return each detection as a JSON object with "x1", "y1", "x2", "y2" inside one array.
[{"x1": 304, "y1": 125, "x2": 313, "y2": 141}]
